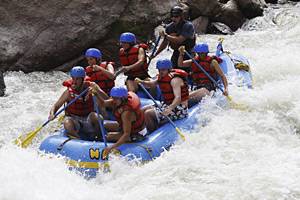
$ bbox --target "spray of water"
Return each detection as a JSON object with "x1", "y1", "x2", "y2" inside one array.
[{"x1": 1, "y1": 3, "x2": 300, "y2": 199}]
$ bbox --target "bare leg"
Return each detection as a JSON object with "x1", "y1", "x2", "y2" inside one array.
[
  {"x1": 144, "y1": 108, "x2": 159, "y2": 132},
  {"x1": 104, "y1": 121, "x2": 120, "y2": 132},
  {"x1": 188, "y1": 88, "x2": 209, "y2": 107},
  {"x1": 64, "y1": 118, "x2": 80, "y2": 138}
]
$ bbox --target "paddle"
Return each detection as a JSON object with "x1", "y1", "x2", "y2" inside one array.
[
  {"x1": 114, "y1": 36, "x2": 161, "y2": 78},
  {"x1": 184, "y1": 51, "x2": 247, "y2": 110},
  {"x1": 92, "y1": 94, "x2": 110, "y2": 173},
  {"x1": 14, "y1": 87, "x2": 90, "y2": 148},
  {"x1": 138, "y1": 83, "x2": 185, "y2": 141}
]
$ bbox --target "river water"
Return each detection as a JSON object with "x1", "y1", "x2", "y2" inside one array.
[{"x1": 1, "y1": 2, "x2": 300, "y2": 200}]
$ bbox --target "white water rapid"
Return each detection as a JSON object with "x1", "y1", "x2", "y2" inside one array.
[{"x1": 0, "y1": 2, "x2": 300, "y2": 200}]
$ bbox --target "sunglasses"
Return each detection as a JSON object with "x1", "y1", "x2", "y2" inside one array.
[{"x1": 171, "y1": 15, "x2": 180, "y2": 18}]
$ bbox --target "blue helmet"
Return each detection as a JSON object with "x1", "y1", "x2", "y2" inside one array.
[
  {"x1": 119, "y1": 32, "x2": 136, "y2": 43},
  {"x1": 194, "y1": 43, "x2": 209, "y2": 54},
  {"x1": 110, "y1": 86, "x2": 128, "y2": 98},
  {"x1": 70, "y1": 66, "x2": 85, "y2": 78},
  {"x1": 156, "y1": 59, "x2": 173, "y2": 70},
  {"x1": 85, "y1": 48, "x2": 102, "y2": 58}
]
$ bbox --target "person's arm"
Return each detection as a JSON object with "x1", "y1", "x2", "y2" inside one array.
[
  {"x1": 110, "y1": 111, "x2": 134, "y2": 149},
  {"x1": 178, "y1": 46, "x2": 192, "y2": 67},
  {"x1": 124, "y1": 47, "x2": 146, "y2": 71},
  {"x1": 164, "y1": 22, "x2": 195, "y2": 45},
  {"x1": 49, "y1": 90, "x2": 69, "y2": 120},
  {"x1": 90, "y1": 82, "x2": 112, "y2": 107},
  {"x1": 135, "y1": 77, "x2": 157, "y2": 88},
  {"x1": 94, "y1": 63, "x2": 115, "y2": 79},
  {"x1": 211, "y1": 59, "x2": 228, "y2": 96},
  {"x1": 164, "y1": 33, "x2": 186, "y2": 45},
  {"x1": 161, "y1": 77, "x2": 182, "y2": 116}
]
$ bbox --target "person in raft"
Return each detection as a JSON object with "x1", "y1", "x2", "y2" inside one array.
[
  {"x1": 85, "y1": 48, "x2": 115, "y2": 95},
  {"x1": 177, "y1": 43, "x2": 228, "y2": 106},
  {"x1": 135, "y1": 59, "x2": 189, "y2": 132},
  {"x1": 151, "y1": 5, "x2": 195, "y2": 72},
  {"x1": 118, "y1": 32, "x2": 151, "y2": 92},
  {"x1": 49, "y1": 66, "x2": 108, "y2": 141},
  {"x1": 84, "y1": 48, "x2": 115, "y2": 118},
  {"x1": 91, "y1": 85, "x2": 147, "y2": 154}
]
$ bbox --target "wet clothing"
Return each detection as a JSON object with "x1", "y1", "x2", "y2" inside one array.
[
  {"x1": 65, "y1": 114, "x2": 100, "y2": 141},
  {"x1": 155, "y1": 103, "x2": 188, "y2": 123},
  {"x1": 191, "y1": 55, "x2": 221, "y2": 91},
  {"x1": 113, "y1": 92, "x2": 145, "y2": 135},
  {"x1": 85, "y1": 62, "x2": 115, "y2": 95},
  {"x1": 63, "y1": 80, "x2": 94, "y2": 117},
  {"x1": 158, "y1": 69, "x2": 189, "y2": 105},
  {"x1": 166, "y1": 20, "x2": 196, "y2": 69},
  {"x1": 119, "y1": 44, "x2": 150, "y2": 79}
]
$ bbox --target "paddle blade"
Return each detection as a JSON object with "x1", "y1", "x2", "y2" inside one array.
[
  {"x1": 102, "y1": 162, "x2": 111, "y2": 173},
  {"x1": 175, "y1": 127, "x2": 185, "y2": 141},
  {"x1": 226, "y1": 96, "x2": 248, "y2": 111},
  {"x1": 14, "y1": 126, "x2": 43, "y2": 148}
]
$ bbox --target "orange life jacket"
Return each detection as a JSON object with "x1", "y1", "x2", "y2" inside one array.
[
  {"x1": 85, "y1": 61, "x2": 115, "y2": 94},
  {"x1": 63, "y1": 79, "x2": 94, "y2": 117},
  {"x1": 119, "y1": 44, "x2": 149, "y2": 78},
  {"x1": 158, "y1": 69, "x2": 189, "y2": 105},
  {"x1": 191, "y1": 55, "x2": 221, "y2": 86},
  {"x1": 113, "y1": 92, "x2": 145, "y2": 134}
]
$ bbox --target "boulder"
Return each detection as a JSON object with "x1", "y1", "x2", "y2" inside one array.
[{"x1": 0, "y1": 71, "x2": 5, "y2": 97}]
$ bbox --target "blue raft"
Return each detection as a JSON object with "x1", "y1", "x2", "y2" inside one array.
[{"x1": 39, "y1": 52, "x2": 253, "y2": 178}]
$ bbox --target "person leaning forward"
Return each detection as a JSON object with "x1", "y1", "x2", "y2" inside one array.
[
  {"x1": 48, "y1": 66, "x2": 108, "y2": 141},
  {"x1": 91, "y1": 85, "x2": 147, "y2": 155},
  {"x1": 152, "y1": 6, "x2": 196, "y2": 71},
  {"x1": 136, "y1": 59, "x2": 189, "y2": 132}
]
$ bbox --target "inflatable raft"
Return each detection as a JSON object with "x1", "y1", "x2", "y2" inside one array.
[{"x1": 39, "y1": 51, "x2": 253, "y2": 178}]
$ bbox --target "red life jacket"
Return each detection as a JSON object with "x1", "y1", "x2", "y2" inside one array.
[
  {"x1": 191, "y1": 55, "x2": 222, "y2": 86},
  {"x1": 63, "y1": 79, "x2": 94, "y2": 117},
  {"x1": 158, "y1": 69, "x2": 189, "y2": 105},
  {"x1": 119, "y1": 44, "x2": 149, "y2": 78},
  {"x1": 113, "y1": 92, "x2": 145, "y2": 134},
  {"x1": 85, "y1": 61, "x2": 115, "y2": 94}
]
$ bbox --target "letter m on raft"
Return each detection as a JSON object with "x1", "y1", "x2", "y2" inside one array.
[{"x1": 89, "y1": 148, "x2": 100, "y2": 160}]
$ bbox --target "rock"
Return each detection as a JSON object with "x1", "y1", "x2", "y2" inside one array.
[
  {"x1": 192, "y1": 16, "x2": 209, "y2": 34},
  {"x1": 207, "y1": 22, "x2": 234, "y2": 34},
  {"x1": 0, "y1": 0, "x2": 276, "y2": 73},
  {"x1": 265, "y1": 0, "x2": 278, "y2": 3},
  {"x1": 235, "y1": 0, "x2": 266, "y2": 19},
  {"x1": 0, "y1": 0, "x2": 175, "y2": 72},
  {"x1": 0, "y1": 71, "x2": 5, "y2": 97}
]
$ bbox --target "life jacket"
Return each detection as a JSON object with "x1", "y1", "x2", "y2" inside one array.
[
  {"x1": 158, "y1": 69, "x2": 189, "y2": 105},
  {"x1": 113, "y1": 92, "x2": 145, "y2": 134},
  {"x1": 119, "y1": 44, "x2": 149, "y2": 78},
  {"x1": 85, "y1": 61, "x2": 115, "y2": 94},
  {"x1": 191, "y1": 55, "x2": 222, "y2": 86},
  {"x1": 63, "y1": 79, "x2": 94, "y2": 117}
]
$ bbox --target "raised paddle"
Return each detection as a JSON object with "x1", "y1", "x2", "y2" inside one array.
[
  {"x1": 14, "y1": 87, "x2": 90, "y2": 148},
  {"x1": 92, "y1": 94, "x2": 110, "y2": 173},
  {"x1": 138, "y1": 83, "x2": 185, "y2": 141},
  {"x1": 184, "y1": 51, "x2": 247, "y2": 110}
]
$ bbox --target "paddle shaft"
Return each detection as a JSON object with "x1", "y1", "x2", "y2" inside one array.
[
  {"x1": 184, "y1": 51, "x2": 225, "y2": 94},
  {"x1": 147, "y1": 35, "x2": 161, "y2": 65},
  {"x1": 92, "y1": 95, "x2": 108, "y2": 147},
  {"x1": 45, "y1": 87, "x2": 90, "y2": 127},
  {"x1": 138, "y1": 83, "x2": 180, "y2": 130}
]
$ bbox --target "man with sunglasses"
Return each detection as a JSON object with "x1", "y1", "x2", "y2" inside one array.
[{"x1": 152, "y1": 6, "x2": 196, "y2": 72}]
